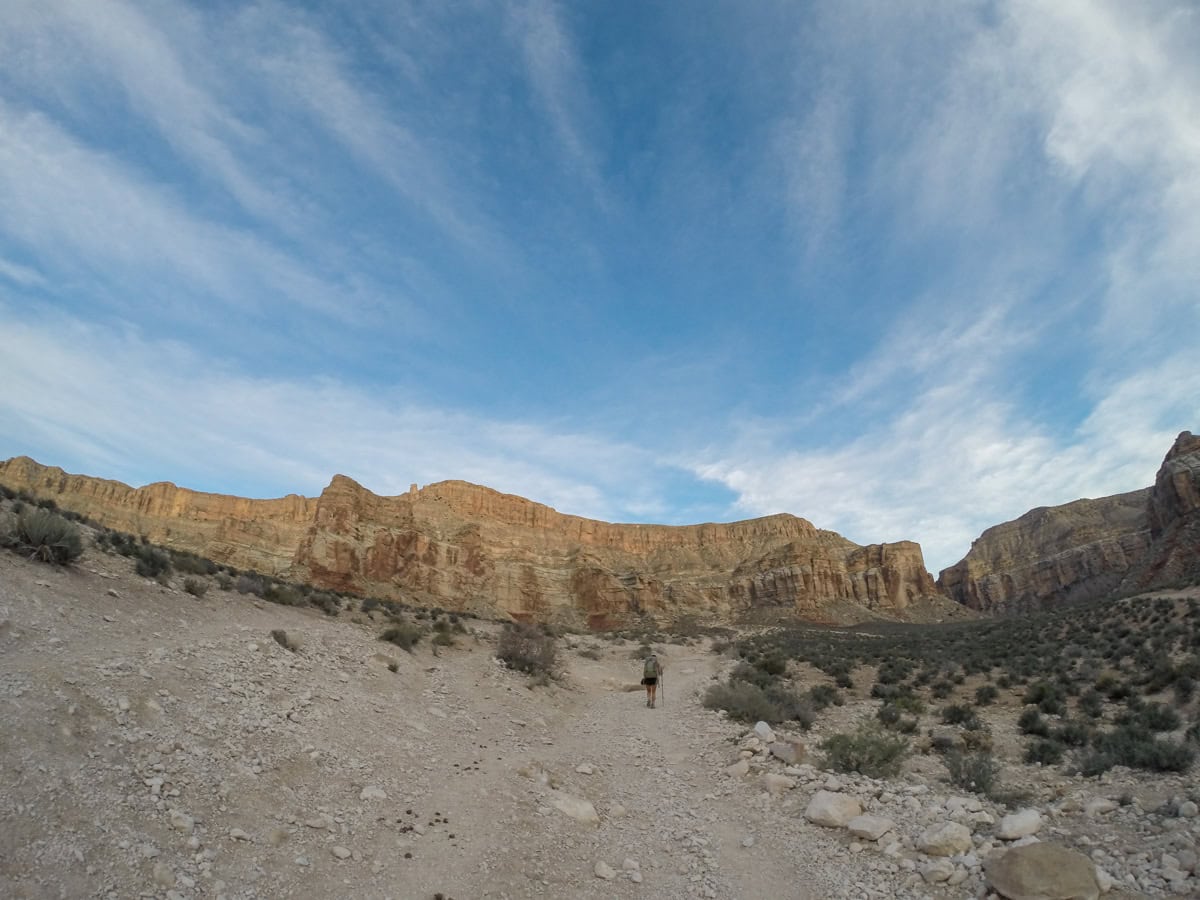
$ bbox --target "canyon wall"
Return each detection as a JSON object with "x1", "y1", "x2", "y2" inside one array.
[
  {"x1": 938, "y1": 430, "x2": 1200, "y2": 612},
  {"x1": 0, "y1": 457, "x2": 940, "y2": 625}
]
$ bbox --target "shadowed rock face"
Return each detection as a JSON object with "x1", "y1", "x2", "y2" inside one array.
[
  {"x1": 0, "y1": 458, "x2": 939, "y2": 625},
  {"x1": 938, "y1": 430, "x2": 1200, "y2": 612}
]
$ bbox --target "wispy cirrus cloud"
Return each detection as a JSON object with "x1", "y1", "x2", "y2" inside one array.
[
  {"x1": 507, "y1": 0, "x2": 608, "y2": 206},
  {"x1": 0, "y1": 302, "x2": 679, "y2": 521}
]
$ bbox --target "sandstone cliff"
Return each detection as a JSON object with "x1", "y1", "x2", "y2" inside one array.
[
  {"x1": 1120, "y1": 430, "x2": 1200, "y2": 593},
  {"x1": 0, "y1": 456, "x2": 940, "y2": 626},
  {"x1": 938, "y1": 430, "x2": 1200, "y2": 612}
]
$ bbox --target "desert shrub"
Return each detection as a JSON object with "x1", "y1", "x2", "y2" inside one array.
[
  {"x1": 1078, "y1": 689, "x2": 1105, "y2": 718},
  {"x1": 960, "y1": 728, "x2": 994, "y2": 754},
  {"x1": 262, "y1": 583, "x2": 302, "y2": 606},
  {"x1": 1174, "y1": 676, "x2": 1196, "y2": 706},
  {"x1": 2, "y1": 508, "x2": 83, "y2": 564},
  {"x1": 309, "y1": 591, "x2": 341, "y2": 616},
  {"x1": 1078, "y1": 727, "x2": 1195, "y2": 775},
  {"x1": 1122, "y1": 703, "x2": 1182, "y2": 733},
  {"x1": 182, "y1": 577, "x2": 209, "y2": 598},
  {"x1": 974, "y1": 684, "x2": 999, "y2": 706},
  {"x1": 1052, "y1": 719, "x2": 1092, "y2": 747},
  {"x1": 578, "y1": 647, "x2": 603, "y2": 660},
  {"x1": 820, "y1": 724, "x2": 909, "y2": 779},
  {"x1": 1024, "y1": 681, "x2": 1066, "y2": 715},
  {"x1": 496, "y1": 624, "x2": 558, "y2": 677},
  {"x1": 1018, "y1": 707, "x2": 1051, "y2": 737},
  {"x1": 941, "y1": 704, "x2": 982, "y2": 730},
  {"x1": 731, "y1": 661, "x2": 777, "y2": 690},
  {"x1": 235, "y1": 574, "x2": 266, "y2": 596},
  {"x1": 808, "y1": 684, "x2": 843, "y2": 710},
  {"x1": 877, "y1": 703, "x2": 901, "y2": 727},
  {"x1": 945, "y1": 749, "x2": 999, "y2": 795},
  {"x1": 134, "y1": 546, "x2": 172, "y2": 578},
  {"x1": 171, "y1": 551, "x2": 216, "y2": 575},
  {"x1": 380, "y1": 622, "x2": 425, "y2": 653},
  {"x1": 765, "y1": 685, "x2": 817, "y2": 729},
  {"x1": 431, "y1": 630, "x2": 455, "y2": 647},
  {"x1": 0, "y1": 483, "x2": 14, "y2": 500},
  {"x1": 931, "y1": 679, "x2": 955, "y2": 699},
  {"x1": 215, "y1": 572, "x2": 234, "y2": 590},
  {"x1": 703, "y1": 681, "x2": 779, "y2": 725},
  {"x1": 1025, "y1": 739, "x2": 1065, "y2": 766}
]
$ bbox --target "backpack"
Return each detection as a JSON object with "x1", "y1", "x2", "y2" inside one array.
[{"x1": 643, "y1": 656, "x2": 658, "y2": 678}]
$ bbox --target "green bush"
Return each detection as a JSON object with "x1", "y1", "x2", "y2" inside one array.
[
  {"x1": 1052, "y1": 719, "x2": 1092, "y2": 747},
  {"x1": 264, "y1": 583, "x2": 304, "y2": 606},
  {"x1": 974, "y1": 684, "x2": 999, "y2": 706},
  {"x1": 1025, "y1": 739, "x2": 1065, "y2": 766},
  {"x1": 1078, "y1": 689, "x2": 1105, "y2": 718},
  {"x1": 820, "y1": 724, "x2": 909, "y2": 779},
  {"x1": 134, "y1": 546, "x2": 171, "y2": 578},
  {"x1": 1018, "y1": 707, "x2": 1050, "y2": 737},
  {"x1": 380, "y1": 622, "x2": 425, "y2": 653},
  {"x1": 496, "y1": 624, "x2": 558, "y2": 677},
  {"x1": 945, "y1": 749, "x2": 999, "y2": 795},
  {"x1": 808, "y1": 684, "x2": 843, "y2": 710},
  {"x1": 1078, "y1": 727, "x2": 1195, "y2": 775},
  {"x1": 941, "y1": 704, "x2": 982, "y2": 730},
  {"x1": 2, "y1": 508, "x2": 84, "y2": 564},
  {"x1": 704, "y1": 681, "x2": 782, "y2": 724}
]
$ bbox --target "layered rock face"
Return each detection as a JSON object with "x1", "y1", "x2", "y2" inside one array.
[
  {"x1": 1121, "y1": 430, "x2": 1200, "y2": 593},
  {"x1": 0, "y1": 456, "x2": 939, "y2": 625},
  {"x1": 938, "y1": 430, "x2": 1200, "y2": 612},
  {"x1": 0, "y1": 457, "x2": 314, "y2": 575}
]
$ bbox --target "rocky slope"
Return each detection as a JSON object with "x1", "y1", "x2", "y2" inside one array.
[
  {"x1": 0, "y1": 457, "x2": 941, "y2": 626},
  {"x1": 939, "y1": 430, "x2": 1200, "y2": 613}
]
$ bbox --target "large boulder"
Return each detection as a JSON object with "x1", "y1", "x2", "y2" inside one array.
[
  {"x1": 985, "y1": 842, "x2": 1100, "y2": 900},
  {"x1": 804, "y1": 790, "x2": 862, "y2": 827}
]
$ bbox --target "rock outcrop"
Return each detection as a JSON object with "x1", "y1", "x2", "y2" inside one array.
[
  {"x1": 0, "y1": 456, "x2": 314, "y2": 576},
  {"x1": 939, "y1": 430, "x2": 1200, "y2": 612},
  {"x1": 0, "y1": 456, "x2": 940, "y2": 625}
]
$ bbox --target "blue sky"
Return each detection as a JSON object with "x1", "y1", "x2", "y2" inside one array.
[{"x1": 1, "y1": 1, "x2": 1197, "y2": 574}]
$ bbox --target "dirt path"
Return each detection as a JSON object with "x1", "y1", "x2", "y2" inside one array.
[{"x1": 0, "y1": 550, "x2": 885, "y2": 899}]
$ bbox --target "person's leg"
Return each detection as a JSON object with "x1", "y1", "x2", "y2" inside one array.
[{"x1": 650, "y1": 682, "x2": 656, "y2": 707}]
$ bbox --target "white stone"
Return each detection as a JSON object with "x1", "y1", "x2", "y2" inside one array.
[
  {"x1": 1179, "y1": 800, "x2": 1198, "y2": 818},
  {"x1": 594, "y1": 861, "x2": 616, "y2": 880},
  {"x1": 359, "y1": 785, "x2": 387, "y2": 801},
  {"x1": 804, "y1": 790, "x2": 862, "y2": 828},
  {"x1": 551, "y1": 791, "x2": 600, "y2": 825},
  {"x1": 847, "y1": 815, "x2": 894, "y2": 841},
  {"x1": 575, "y1": 763, "x2": 595, "y2": 775},
  {"x1": 921, "y1": 858, "x2": 955, "y2": 884},
  {"x1": 725, "y1": 759, "x2": 750, "y2": 778},
  {"x1": 761, "y1": 773, "x2": 796, "y2": 794},
  {"x1": 622, "y1": 858, "x2": 640, "y2": 871},
  {"x1": 1085, "y1": 798, "x2": 1118, "y2": 816},
  {"x1": 169, "y1": 810, "x2": 194, "y2": 833},
  {"x1": 918, "y1": 821, "x2": 973, "y2": 857},
  {"x1": 753, "y1": 721, "x2": 776, "y2": 743},
  {"x1": 331, "y1": 846, "x2": 351, "y2": 860},
  {"x1": 152, "y1": 863, "x2": 175, "y2": 888},
  {"x1": 997, "y1": 808, "x2": 1043, "y2": 840},
  {"x1": 228, "y1": 828, "x2": 251, "y2": 842}
]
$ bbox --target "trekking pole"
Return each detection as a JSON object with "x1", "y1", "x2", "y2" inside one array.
[{"x1": 661, "y1": 672, "x2": 665, "y2": 708}]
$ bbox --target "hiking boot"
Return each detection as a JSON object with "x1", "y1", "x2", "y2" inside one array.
[{"x1": 650, "y1": 700, "x2": 655, "y2": 708}]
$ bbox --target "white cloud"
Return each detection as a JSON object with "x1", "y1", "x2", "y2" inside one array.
[
  {"x1": 507, "y1": 0, "x2": 608, "y2": 205},
  {"x1": 0, "y1": 304, "x2": 669, "y2": 521},
  {"x1": 0, "y1": 98, "x2": 365, "y2": 321}
]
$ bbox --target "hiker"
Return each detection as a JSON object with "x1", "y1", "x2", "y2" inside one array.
[{"x1": 641, "y1": 653, "x2": 663, "y2": 708}]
